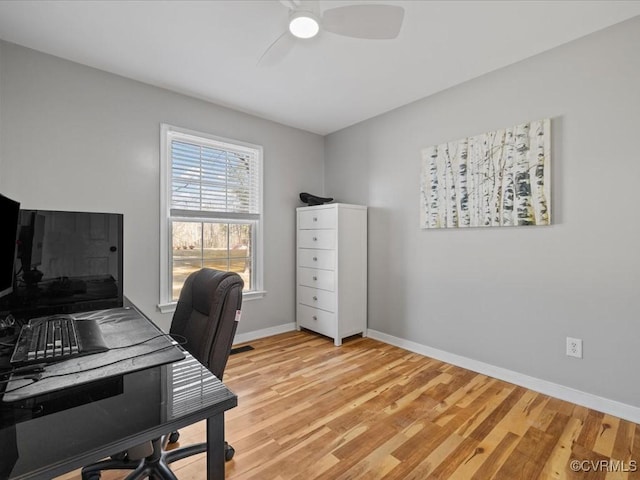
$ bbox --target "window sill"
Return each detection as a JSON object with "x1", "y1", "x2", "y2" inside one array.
[
  {"x1": 157, "y1": 290, "x2": 266, "y2": 314},
  {"x1": 242, "y1": 290, "x2": 267, "y2": 301},
  {"x1": 157, "y1": 302, "x2": 178, "y2": 314}
]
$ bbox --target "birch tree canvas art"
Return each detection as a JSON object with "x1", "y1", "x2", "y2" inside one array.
[{"x1": 420, "y1": 118, "x2": 551, "y2": 229}]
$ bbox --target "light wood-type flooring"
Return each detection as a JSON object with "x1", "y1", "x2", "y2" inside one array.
[{"x1": 58, "y1": 331, "x2": 640, "y2": 480}]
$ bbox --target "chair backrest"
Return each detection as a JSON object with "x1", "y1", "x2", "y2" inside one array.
[{"x1": 169, "y1": 268, "x2": 243, "y2": 380}]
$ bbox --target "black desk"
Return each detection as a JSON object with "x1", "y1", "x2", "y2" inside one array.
[{"x1": 0, "y1": 308, "x2": 237, "y2": 480}]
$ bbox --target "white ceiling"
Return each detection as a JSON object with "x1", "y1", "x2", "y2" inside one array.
[{"x1": 0, "y1": 1, "x2": 639, "y2": 135}]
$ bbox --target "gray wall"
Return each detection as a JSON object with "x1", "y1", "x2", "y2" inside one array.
[
  {"x1": 0, "y1": 41, "x2": 325, "y2": 333},
  {"x1": 325, "y1": 17, "x2": 640, "y2": 407}
]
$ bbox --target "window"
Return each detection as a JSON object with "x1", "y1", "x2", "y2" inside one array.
[{"x1": 159, "y1": 125, "x2": 263, "y2": 312}]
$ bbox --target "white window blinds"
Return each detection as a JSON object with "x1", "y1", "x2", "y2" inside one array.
[
  {"x1": 170, "y1": 137, "x2": 260, "y2": 218},
  {"x1": 159, "y1": 124, "x2": 265, "y2": 309}
]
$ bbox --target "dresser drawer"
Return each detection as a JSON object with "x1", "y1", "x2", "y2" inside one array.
[
  {"x1": 297, "y1": 304, "x2": 336, "y2": 338},
  {"x1": 297, "y1": 286, "x2": 336, "y2": 312},
  {"x1": 298, "y1": 208, "x2": 336, "y2": 230},
  {"x1": 298, "y1": 249, "x2": 335, "y2": 270},
  {"x1": 297, "y1": 267, "x2": 335, "y2": 291},
  {"x1": 298, "y1": 229, "x2": 336, "y2": 249}
]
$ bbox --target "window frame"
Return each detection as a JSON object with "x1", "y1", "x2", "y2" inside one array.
[{"x1": 158, "y1": 124, "x2": 265, "y2": 313}]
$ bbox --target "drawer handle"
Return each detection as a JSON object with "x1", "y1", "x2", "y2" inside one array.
[
  {"x1": 312, "y1": 276, "x2": 318, "y2": 281},
  {"x1": 312, "y1": 315, "x2": 318, "y2": 320},
  {"x1": 313, "y1": 236, "x2": 318, "y2": 241},
  {"x1": 313, "y1": 257, "x2": 318, "y2": 261},
  {"x1": 313, "y1": 217, "x2": 318, "y2": 222},
  {"x1": 313, "y1": 296, "x2": 318, "y2": 301}
]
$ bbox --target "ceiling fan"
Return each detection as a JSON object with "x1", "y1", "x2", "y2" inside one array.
[{"x1": 258, "y1": 0, "x2": 405, "y2": 65}]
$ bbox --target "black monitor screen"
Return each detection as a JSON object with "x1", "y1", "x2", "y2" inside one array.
[
  {"x1": 4, "y1": 210, "x2": 123, "y2": 319},
  {"x1": 0, "y1": 194, "x2": 20, "y2": 299}
]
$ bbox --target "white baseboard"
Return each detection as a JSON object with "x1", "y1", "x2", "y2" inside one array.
[
  {"x1": 233, "y1": 322, "x2": 296, "y2": 345},
  {"x1": 367, "y1": 329, "x2": 640, "y2": 424}
]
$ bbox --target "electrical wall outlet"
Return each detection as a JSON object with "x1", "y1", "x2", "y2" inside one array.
[{"x1": 566, "y1": 337, "x2": 583, "y2": 358}]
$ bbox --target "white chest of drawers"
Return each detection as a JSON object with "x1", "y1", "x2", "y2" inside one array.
[{"x1": 296, "y1": 203, "x2": 367, "y2": 346}]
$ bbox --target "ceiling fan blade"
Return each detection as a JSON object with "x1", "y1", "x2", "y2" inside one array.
[
  {"x1": 322, "y1": 4, "x2": 405, "y2": 40},
  {"x1": 279, "y1": 0, "x2": 299, "y2": 10},
  {"x1": 258, "y1": 30, "x2": 296, "y2": 66}
]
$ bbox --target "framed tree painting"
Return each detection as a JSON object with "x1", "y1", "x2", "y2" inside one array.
[{"x1": 420, "y1": 118, "x2": 551, "y2": 229}]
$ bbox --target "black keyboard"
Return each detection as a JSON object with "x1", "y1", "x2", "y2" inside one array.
[{"x1": 10, "y1": 315, "x2": 109, "y2": 366}]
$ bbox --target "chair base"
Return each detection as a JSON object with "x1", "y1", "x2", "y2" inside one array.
[{"x1": 81, "y1": 437, "x2": 234, "y2": 480}]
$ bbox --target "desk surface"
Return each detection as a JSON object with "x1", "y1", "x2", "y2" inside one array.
[
  {"x1": 3, "y1": 307, "x2": 186, "y2": 401},
  {"x1": 0, "y1": 308, "x2": 237, "y2": 479}
]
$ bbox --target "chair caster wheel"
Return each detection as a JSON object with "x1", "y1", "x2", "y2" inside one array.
[
  {"x1": 225, "y1": 442, "x2": 235, "y2": 461},
  {"x1": 168, "y1": 431, "x2": 180, "y2": 444}
]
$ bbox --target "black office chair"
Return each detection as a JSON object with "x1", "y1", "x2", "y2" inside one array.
[{"x1": 81, "y1": 268, "x2": 243, "y2": 480}]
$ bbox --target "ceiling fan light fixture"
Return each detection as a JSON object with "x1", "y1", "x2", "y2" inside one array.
[{"x1": 289, "y1": 11, "x2": 320, "y2": 39}]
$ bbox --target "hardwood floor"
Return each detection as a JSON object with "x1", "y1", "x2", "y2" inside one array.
[{"x1": 58, "y1": 331, "x2": 640, "y2": 479}]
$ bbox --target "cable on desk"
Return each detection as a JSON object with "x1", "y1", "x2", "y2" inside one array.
[
  {"x1": 108, "y1": 333, "x2": 187, "y2": 351},
  {"x1": 0, "y1": 373, "x2": 42, "y2": 385},
  {"x1": 1, "y1": 333, "x2": 188, "y2": 395}
]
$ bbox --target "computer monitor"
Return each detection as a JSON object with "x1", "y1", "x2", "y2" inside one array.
[
  {"x1": 17, "y1": 211, "x2": 46, "y2": 285},
  {"x1": 7, "y1": 209, "x2": 124, "y2": 319},
  {"x1": 0, "y1": 193, "x2": 20, "y2": 299}
]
